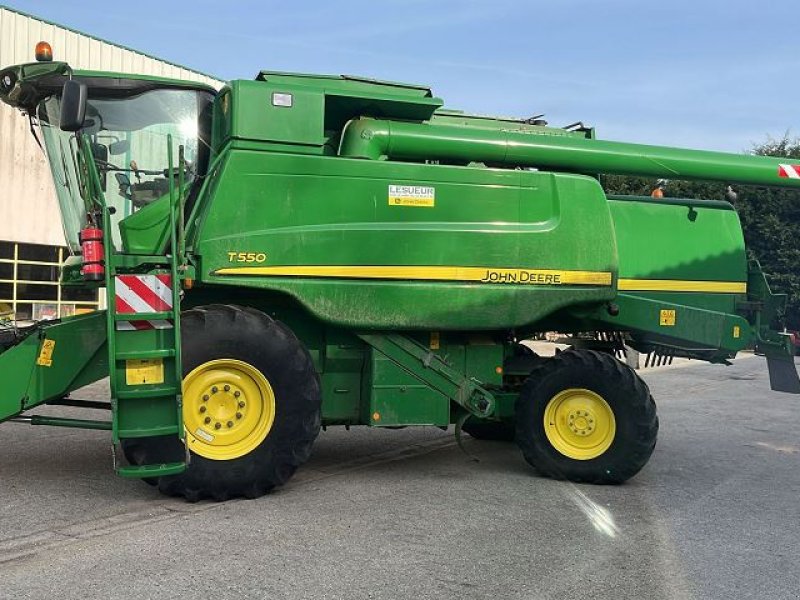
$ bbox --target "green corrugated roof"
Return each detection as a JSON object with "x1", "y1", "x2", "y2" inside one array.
[{"x1": 0, "y1": 4, "x2": 223, "y2": 83}]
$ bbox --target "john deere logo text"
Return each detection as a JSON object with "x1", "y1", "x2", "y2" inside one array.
[{"x1": 480, "y1": 269, "x2": 562, "y2": 285}]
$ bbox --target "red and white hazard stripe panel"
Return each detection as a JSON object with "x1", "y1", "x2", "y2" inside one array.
[
  {"x1": 778, "y1": 164, "x2": 800, "y2": 179},
  {"x1": 115, "y1": 274, "x2": 173, "y2": 331}
]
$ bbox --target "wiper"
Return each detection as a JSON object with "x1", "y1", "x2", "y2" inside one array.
[
  {"x1": 27, "y1": 115, "x2": 44, "y2": 152},
  {"x1": 57, "y1": 137, "x2": 71, "y2": 192}
]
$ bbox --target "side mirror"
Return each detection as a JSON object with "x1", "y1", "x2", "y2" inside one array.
[{"x1": 59, "y1": 80, "x2": 87, "y2": 132}]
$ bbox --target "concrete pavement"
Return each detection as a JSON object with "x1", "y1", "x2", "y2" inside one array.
[{"x1": 0, "y1": 355, "x2": 798, "y2": 599}]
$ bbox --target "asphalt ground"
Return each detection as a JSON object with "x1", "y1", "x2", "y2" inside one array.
[{"x1": 0, "y1": 355, "x2": 798, "y2": 599}]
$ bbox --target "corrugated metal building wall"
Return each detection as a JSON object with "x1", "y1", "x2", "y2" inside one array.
[
  {"x1": 0, "y1": 5, "x2": 223, "y2": 319},
  {"x1": 0, "y1": 5, "x2": 222, "y2": 246}
]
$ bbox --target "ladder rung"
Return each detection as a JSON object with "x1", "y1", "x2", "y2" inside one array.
[
  {"x1": 116, "y1": 386, "x2": 179, "y2": 399},
  {"x1": 117, "y1": 461, "x2": 186, "y2": 479},
  {"x1": 111, "y1": 254, "x2": 172, "y2": 267},
  {"x1": 115, "y1": 312, "x2": 173, "y2": 321},
  {"x1": 116, "y1": 349, "x2": 176, "y2": 360},
  {"x1": 116, "y1": 424, "x2": 181, "y2": 438}
]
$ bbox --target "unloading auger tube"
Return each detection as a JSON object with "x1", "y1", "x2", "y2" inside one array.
[{"x1": 339, "y1": 117, "x2": 800, "y2": 188}]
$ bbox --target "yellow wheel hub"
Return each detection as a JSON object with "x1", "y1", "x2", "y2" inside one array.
[
  {"x1": 182, "y1": 359, "x2": 276, "y2": 461},
  {"x1": 543, "y1": 388, "x2": 616, "y2": 460}
]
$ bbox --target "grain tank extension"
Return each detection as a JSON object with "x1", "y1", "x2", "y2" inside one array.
[{"x1": 0, "y1": 52, "x2": 797, "y2": 501}]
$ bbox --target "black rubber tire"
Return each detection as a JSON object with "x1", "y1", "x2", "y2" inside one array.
[
  {"x1": 122, "y1": 304, "x2": 321, "y2": 501},
  {"x1": 462, "y1": 419, "x2": 516, "y2": 441},
  {"x1": 515, "y1": 349, "x2": 658, "y2": 484}
]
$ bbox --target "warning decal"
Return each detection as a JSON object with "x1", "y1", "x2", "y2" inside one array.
[
  {"x1": 659, "y1": 309, "x2": 676, "y2": 327},
  {"x1": 388, "y1": 185, "x2": 435, "y2": 207},
  {"x1": 36, "y1": 339, "x2": 55, "y2": 367},
  {"x1": 125, "y1": 358, "x2": 165, "y2": 385}
]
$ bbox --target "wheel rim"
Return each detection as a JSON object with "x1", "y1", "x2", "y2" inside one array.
[
  {"x1": 182, "y1": 359, "x2": 276, "y2": 461},
  {"x1": 543, "y1": 388, "x2": 616, "y2": 460}
]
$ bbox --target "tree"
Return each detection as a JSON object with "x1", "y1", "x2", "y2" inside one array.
[
  {"x1": 739, "y1": 135, "x2": 800, "y2": 329},
  {"x1": 601, "y1": 135, "x2": 800, "y2": 330}
]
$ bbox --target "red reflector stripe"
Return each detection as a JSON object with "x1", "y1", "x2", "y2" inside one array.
[
  {"x1": 778, "y1": 164, "x2": 800, "y2": 179},
  {"x1": 115, "y1": 275, "x2": 173, "y2": 314}
]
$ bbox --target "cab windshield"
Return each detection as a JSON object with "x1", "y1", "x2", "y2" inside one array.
[{"x1": 37, "y1": 85, "x2": 213, "y2": 251}]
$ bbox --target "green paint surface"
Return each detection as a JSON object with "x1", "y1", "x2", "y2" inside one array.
[{"x1": 0, "y1": 64, "x2": 797, "y2": 437}]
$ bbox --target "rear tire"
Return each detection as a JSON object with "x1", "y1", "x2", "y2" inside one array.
[
  {"x1": 122, "y1": 304, "x2": 321, "y2": 501},
  {"x1": 515, "y1": 349, "x2": 657, "y2": 484}
]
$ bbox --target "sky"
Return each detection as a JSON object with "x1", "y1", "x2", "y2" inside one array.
[{"x1": 4, "y1": 0, "x2": 797, "y2": 152}]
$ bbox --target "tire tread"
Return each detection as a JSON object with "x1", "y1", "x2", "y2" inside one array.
[{"x1": 515, "y1": 349, "x2": 658, "y2": 484}]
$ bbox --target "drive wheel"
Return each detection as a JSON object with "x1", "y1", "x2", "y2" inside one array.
[
  {"x1": 515, "y1": 349, "x2": 657, "y2": 484},
  {"x1": 122, "y1": 304, "x2": 321, "y2": 501}
]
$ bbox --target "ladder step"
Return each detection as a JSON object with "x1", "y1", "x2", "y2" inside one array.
[
  {"x1": 117, "y1": 424, "x2": 182, "y2": 438},
  {"x1": 117, "y1": 461, "x2": 187, "y2": 479},
  {"x1": 114, "y1": 312, "x2": 173, "y2": 321},
  {"x1": 111, "y1": 254, "x2": 172, "y2": 268},
  {"x1": 116, "y1": 386, "x2": 179, "y2": 399},
  {"x1": 116, "y1": 349, "x2": 176, "y2": 360}
]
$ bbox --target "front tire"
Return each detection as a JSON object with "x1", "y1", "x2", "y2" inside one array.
[
  {"x1": 515, "y1": 349, "x2": 657, "y2": 484},
  {"x1": 123, "y1": 304, "x2": 321, "y2": 501}
]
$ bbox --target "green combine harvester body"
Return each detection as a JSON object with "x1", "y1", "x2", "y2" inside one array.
[{"x1": 0, "y1": 54, "x2": 796, "y2": 500}]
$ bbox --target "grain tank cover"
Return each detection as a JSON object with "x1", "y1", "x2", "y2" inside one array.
[
  {"x1": 217, "y1": 71, "x2": 443, "y2": 152},
  {"x1": 255, "y1": 71, "x2": 436, "y2": 97},
  {"x1": 256, "y1": 70, "x2": 443, "y2": 123}
]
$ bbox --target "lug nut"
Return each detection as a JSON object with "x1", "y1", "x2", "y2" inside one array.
[
  {"x1": 202, "y1": 395, "x2": 209, "y2": 402},
  {"x1": 227, "y1": 421, "x2": 234, "y2": 428},
  {"x1": 204, "y1": 417, "x2": 211, "y2": 424},
  {"x1": 211, "y1": 386, "x2": 218, "y2": 394},
  {"x1": 214, "y1": 422, "x2": 221, "y2": 430},
  {"x1": 238, "y1": 401, "x2": 245, "y2": 408},
  {"x1": 199, "y1": 406, "x2": 206, "y2": 413},
  {"x1": 234, "y1": 391, "x2": 241, "y2": 398},
  {"x1": 224, "y1": 385, "x2": 230, "y2": 392},
  {"x1": 236, "y1": 412, "x2": 242, "y2": 419}
]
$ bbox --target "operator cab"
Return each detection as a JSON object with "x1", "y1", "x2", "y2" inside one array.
[{"x1": 37, "y1": 79, "x2": 214, "y2": 251}]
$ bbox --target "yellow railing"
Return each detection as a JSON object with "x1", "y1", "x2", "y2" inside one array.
[{"x1": 0, "y1": 244, "x2": 101, "y2": 319}]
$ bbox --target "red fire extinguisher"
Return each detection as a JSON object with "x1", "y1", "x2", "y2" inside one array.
[{"x1": 79, "y1": 226, "x2": 105, "y2": 281}]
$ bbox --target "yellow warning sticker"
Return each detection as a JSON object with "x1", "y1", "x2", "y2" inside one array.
[
  {"x1": 125, "y1": 359, "x2": 165, "y2": 385},
  {"x1": 659, "y1": 309, "x2": 676, "y2": 327},
  {"x1": 388, "y1": 184, "x2": 435, "y2": 207},
  {"x1": 36, "y1": 339, "x2": 55, "y2": 367},
  {"x1": 733, "y1": 325, "x2": 741, "y2": 339}
]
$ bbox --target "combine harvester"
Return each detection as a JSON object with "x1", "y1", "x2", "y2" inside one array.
[{"x1": 0, "y1": 43, "x2": 797, "y2": 500}]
